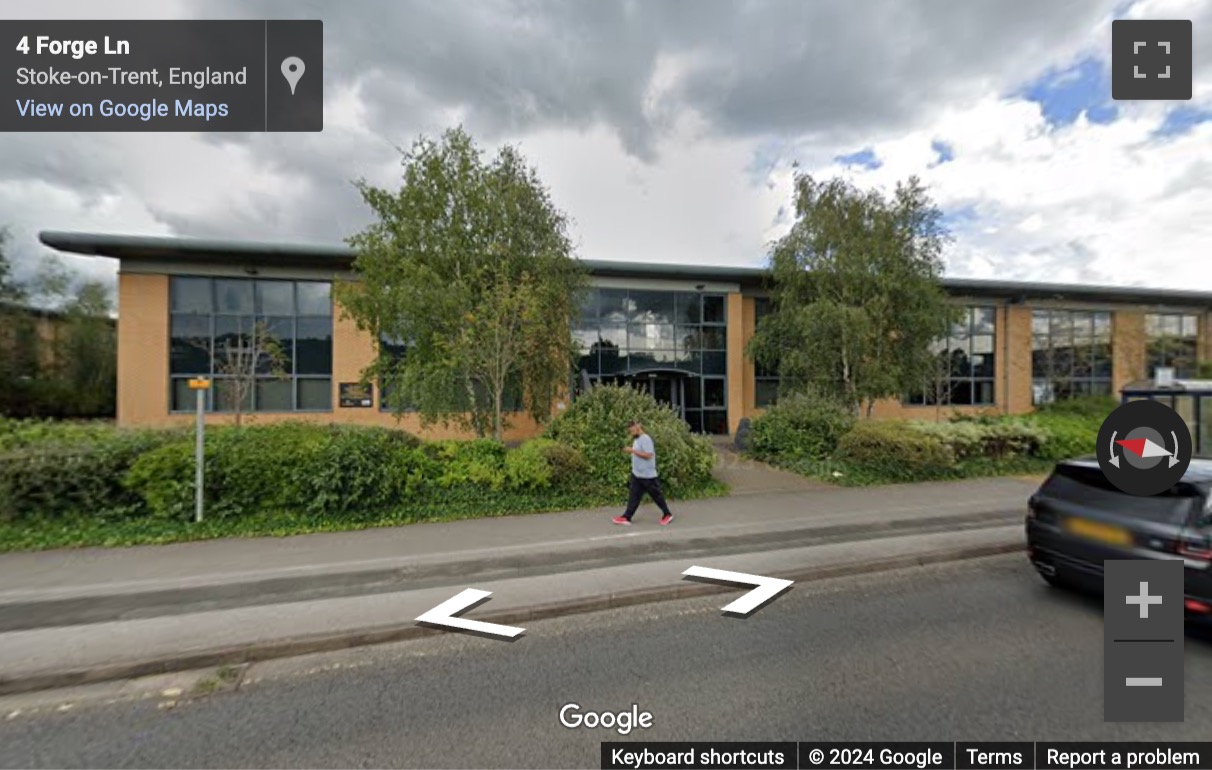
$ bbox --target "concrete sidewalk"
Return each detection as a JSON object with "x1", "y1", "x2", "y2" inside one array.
[{"x1": 0, "y1": 477, "x2": 1036, "y2": 632}]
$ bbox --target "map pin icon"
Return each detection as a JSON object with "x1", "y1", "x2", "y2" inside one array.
[{"x1": 281, "y1": 57, "x2": 305, "y2": 95}]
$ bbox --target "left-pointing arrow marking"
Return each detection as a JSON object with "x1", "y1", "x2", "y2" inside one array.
[
  {"x1": 682, "y1": 566, "x2": 793, "y2": 617},
  {"x1": 415, "y1": 588, "x2": 525, "y2": 639}
]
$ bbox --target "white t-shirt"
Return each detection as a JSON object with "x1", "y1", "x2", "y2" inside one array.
[{"x1": 631, "y1": 434, "x2": 657, "y2": 478}]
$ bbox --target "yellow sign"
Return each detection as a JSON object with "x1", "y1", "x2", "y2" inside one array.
[{"x1": 188, "y1": 378, "x2": 211, "y2": 390}]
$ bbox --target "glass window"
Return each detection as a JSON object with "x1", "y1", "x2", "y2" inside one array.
[
  {"x1": 170, "y1": 314, "x2": 211, "y2": 374},
  {"x1": 296, "y1": 281, "x2": 332, "y2": 316},
  {"x1": 296, "y1": 317, "x2": 333, "y2": 375},
  {"x1": 1146, "y1": 312, "x2": 1200, "y2": 378},
  {"x1": 702, "y1": 410, "x2": 728, "y2": 435},
  {"x1": 215, "y1": 279, "x2": 254, "y2": 315},
  {"x1": 298, "y1": 378, "x2": 332, "y2": 410},
  {"x1": 256, "y1": 379, "x2": 293, "y2": 411},
  {"x1": 628, "y1": 291, "x2": 676, "y2": 324},
  {"x1": 597, "y1": 289, "x2": 629, "y2": 324},
  {"x1": 702, "y1": 295, "x2": 726, "y2": 325},
  {"x1": 256, "y1": 281, "x2": 294, "y2": 315},
  {"x1": 907, "y1": 305, "x2": 997, "y2": 406},
  {"x1": 703, "y1": 378, "x2": 726, "y2": 408},
  {"x1": 701, "y1": 351, "x2": 727, "y2": 375},
  {"x1": 1031, "y1": 309, "x2": 1114, "y2": 404},
  {"x1": 169, "y1": 277, "x2": 333, "y2": 413},
  {"x1": 677, "y1": 293, "x2": 701, "y2": 325},
  {"x1": 171, "y1": 277, "x2": 212, "y2": 314}
]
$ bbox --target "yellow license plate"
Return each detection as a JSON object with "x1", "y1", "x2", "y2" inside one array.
[{"x1": 1065, "y1": 517, "x2": 1132, "y2": 546}]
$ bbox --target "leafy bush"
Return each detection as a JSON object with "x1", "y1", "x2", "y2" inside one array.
[
  {"x1": 544, "y1": 383, "x2": 716, "y2": 494},
  {"x1": 833, "y1": 420, "x2": 956, "y2": 481},
  {"x1": 534, "y1": 440, "x2": 590, "y2": 486},
  {"x1": 1025, "y1": 414, "x2": 1100, "y2": 461},
  {"x1": 910, "y1": 420, "x2": 1046, "y2": 461},
  {"x1": 504, "y1": 439, "x2": 555, "y2": 490},
  {"x1": 748, "y1": 389, "x2": 855, "y2": 462},
  {"x1": 1034, "y1": 395, "x2": 1119, "y2": 419},
  {"x1": 0, "y1": 426, "x2": 187, "y2": 522}
]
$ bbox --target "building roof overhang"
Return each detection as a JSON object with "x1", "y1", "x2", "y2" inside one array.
[{"x1": 37, "y1": 230, "x2": 1212, "y2": 307}]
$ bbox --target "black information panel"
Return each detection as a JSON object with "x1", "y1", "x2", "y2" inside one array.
[
  {"x1": 1, "y1": 20, "x2": 322, "y2": 131},
  {"x1": 600, "y1": 743, "x2": 1212, "y2": 770}
]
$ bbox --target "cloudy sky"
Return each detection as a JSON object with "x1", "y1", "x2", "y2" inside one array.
[{"x1": 4, "y1": 0, "x2": 1211, "y2": 303}]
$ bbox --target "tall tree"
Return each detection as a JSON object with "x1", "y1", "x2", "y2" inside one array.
[
  {"x1": 337, "y1": 126, "x2": 586, "y2": 440},
  {"x1": 749, "y1": 172, "x2": 960, "y2": 416}
]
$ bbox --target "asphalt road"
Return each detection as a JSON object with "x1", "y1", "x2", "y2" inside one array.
[{"x1": 2, "y1": 554, "x2": 1211, "y2": 769}]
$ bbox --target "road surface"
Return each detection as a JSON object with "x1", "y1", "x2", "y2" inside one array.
[{"x1": 2, "y1": 554, "x2": 1210, "y2": 768}]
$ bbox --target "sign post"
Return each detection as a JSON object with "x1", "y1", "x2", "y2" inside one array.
[{"x1": 188, "y1": 378, "x2": 211, "y2": 523}]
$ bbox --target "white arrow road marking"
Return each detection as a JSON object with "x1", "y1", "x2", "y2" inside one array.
[
  {"x1": 415, "y1": 588, "x2": 525, "y2": 639},
  {"x1": 682, "y1": 566, "x2": 794, "y2": 616}
]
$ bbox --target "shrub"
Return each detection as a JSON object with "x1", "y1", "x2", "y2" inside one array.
[
  {"x1": 535, "y1": 440, "x2": 590, "y2": 486},
  {"x1": 1, "y1": 426, "x2": 187, "y2": 522},
  {"x1": 504, "y1": 439, "x2": 555, "y2": 490},
  {"x1": 910, "y1": 419, "x2": 1046, "y2": 461},
  {"x1": 833, "y1": 420, "x2": 956, "y2": 481},
  {"x1": 288, "y1": 425, "x2": 426, "y2": 515},
  {"x1": 544, "y1": 382, "x2": 715, "y2": 494},
  {"x1": 1034, "y1": 395, "x2": 1119, "y2": 419},
  {"x1": 427, "y1": 438, "x2": 509, "y2": 490},
  {"x1": 748, "y1": 389, "x2": 856, "y2": 462},
  {"x1": 1026, "y1": 414, "x2": 1100, "y2": 461}
]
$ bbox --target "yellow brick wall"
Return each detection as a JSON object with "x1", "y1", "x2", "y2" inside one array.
[
  {"x1": 726, "y1": 292, "x2": 747, "y2": 433},
  {"x1": 1113, "y1": 311, "x2": 1147, "y2": 392}
]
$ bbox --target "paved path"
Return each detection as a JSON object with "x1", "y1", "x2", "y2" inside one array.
[
  {"x1": 3, "y1": 554, "x2": 1209, "y2": 769},
  {"x1": 0, "y1": 477, "x2": 1035, "y2": 599},
  {"x1": 709, "y1": 443, "x2": 830, "y2": 494}
]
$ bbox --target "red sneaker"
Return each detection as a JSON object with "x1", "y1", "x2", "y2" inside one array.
[
  {"x1": 660, "y1": 513, "x2": 674, "y2": 526},
  {"x1": 611, "y1": 516, "x2": 632, "y2": 525}
]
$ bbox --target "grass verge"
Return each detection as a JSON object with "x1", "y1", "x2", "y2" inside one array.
[{"x1": 0, "y1": 480, "x2": 729, "y2": 553}]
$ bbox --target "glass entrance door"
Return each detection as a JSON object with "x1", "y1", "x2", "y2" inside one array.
[{"x1": 639, "y1": 374, "x2": 685, "y2": 420}]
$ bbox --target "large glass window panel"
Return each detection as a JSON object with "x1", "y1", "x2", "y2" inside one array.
[
  {"x1": 215, "y1": 279, "x2": 254, "y2": 315},
  {"x1": 971, "y1": 353, "x2": 995, "y2": 379},
  {"x1": 701, "y1": 351, "x2": 727, "y2": 375},
  {"x1": 697, "y1": 327, "x2": 727, "y2": 351},
  {"x1": 256, "y1": 379, "x2": 293, "y2": 411},
  {"x1": 213, "y1": 378, "x2": 253, "y2": 413},
  {"x1": 677, "y1": 293, "x2": 701, "y2": 325},
  {"x1": 171, "y1": 277, "x2": 213, "y2": 314},
  {"x1": 1161, "y1": 314, "x2": 1182, "y2": 337},
  {"x1": 755, "y1": 379, "x2": 779, "y2": 408},
  {"x1": 598, "y1": 289, "x2": 629, "y2": 324},
  {"x1": 974, "y1": 380, "x2": 995, "y2": 405},
  {"x1": 259, "y1": 316, "x2": 295, "y2": 373},
  {"x1": 295, "y1": 317, "x2": 333, "y2": 375},
  {"x1": 627, "y1": 323, "x2": 676, "y2": 350},
  {"x1": 1184, "y1": 314, "x2": 1200, "y2": 336},
  {"x1": 1093, "y1": 312, "x2": 1112, "y2": 341},
  {"x1": 1032, "y1": 311, "x2": 1051, "y2": 337},
  {"x1": 973, "y1": 307, "x2": 996, "y2": 334},
  {"x1": 684, "y1": 409, "x2": 703, "y2": 434},
  {"x1": 213, "y1": 315, "x2": 253, "y2": 361},
  {"x1": 577, "y1": 289, "x2": 601, "y2": 324},
  {"x1": 683, "y1": 377, "x2": 702, "y2": 410},
  {"x1": 297, "y1": 378, "x2": 332, "y2": 410},
  {"x1": 702, "y1": 295, "x2": 726, "y2": 325},
  {"x1": 170, "y1": 314, "x2": 211, "y2": 374},
  {"x1": 255, "y1": 281, "x2": 294, "y2": 316},
  {"x1": 595, "y1": 324, "x2": 628, "y2": 351},
  {"x1": 628, "y1": 291, "x2": 676, "y2": 324},
  {"x1": 702, "y1": 410, "x2": 728, "y2": 435},
  {"x1": 703, "y1": 378, "x2": 726, "y2": 408},
  {"x1": 296, "y1": 281, "x2": 332, "y2": 316}
]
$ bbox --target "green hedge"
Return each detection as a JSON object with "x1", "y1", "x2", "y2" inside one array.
[
  {"x1": 833, "y1": 421, "x2": 956, "y2": 482},
  {"x1": 748, "y1": 390, "x2": 855, "y2": 462},
  {"x1": 0, "y1": 420, "x2": 618, "y2": 528},
  {"x1": 543, "y1": 383, "x2": 716, "y2": 495}
]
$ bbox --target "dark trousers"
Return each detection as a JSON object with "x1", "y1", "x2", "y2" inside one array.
[{"x1": 623, "y1": 474, "x2": 672, "y2": 519}]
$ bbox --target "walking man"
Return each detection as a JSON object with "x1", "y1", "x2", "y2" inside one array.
[{"x1": 612, "y1": 419, "x2": 675, "y2": 526}]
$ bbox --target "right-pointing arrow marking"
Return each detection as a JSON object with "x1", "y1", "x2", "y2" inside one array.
[
  {"x1": 682, "y1": 566, "x2": 793, "y2": 616},
  {"x1": 415, "y1": 588, "x2": 525, "y2": 639}
]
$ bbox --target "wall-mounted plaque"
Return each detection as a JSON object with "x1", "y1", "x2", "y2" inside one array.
[{"x1": 339, "y1": 382, "x2": 374, "y2": 408}]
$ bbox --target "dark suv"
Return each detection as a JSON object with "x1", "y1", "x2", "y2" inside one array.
[{"x1": 1026, "y1": 457, "x2": 1212, "y2": 622}]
